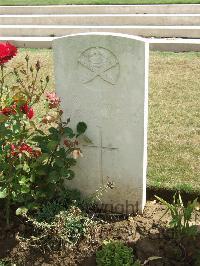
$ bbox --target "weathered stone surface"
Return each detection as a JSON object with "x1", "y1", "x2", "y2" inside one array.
[
  {"x1": 2, "y1": 25, "x2": 200, "y2": 38},
  {"x1": 2, "y1": 36, "x2": 200, "y2": 52},
  {"x1": 1, "y1": 5, "x2": 200, "y2": 15},
  {"x1": 53, "y1": 33, "x2": 149, "y2": 213}
]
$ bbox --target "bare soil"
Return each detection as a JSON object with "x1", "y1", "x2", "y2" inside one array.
[{"x1": 0, "y1": 201, "x2": 200, "y2": 265}]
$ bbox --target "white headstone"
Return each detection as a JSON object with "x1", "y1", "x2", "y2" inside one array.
[{"x1": 53, "y1": 33, "x2": 149, "y2": 214}]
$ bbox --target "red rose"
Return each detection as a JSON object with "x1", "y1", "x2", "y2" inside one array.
[
  {"x1": 19, "y1": 144, "x2": 41, "y2": 158},
  {"x1": 20, "y1": 103, "x2": 34, "y2": 119},
  {"x1": 10, "y1": 144, "x2": 16, "y2": 151},
  {"x1": 27, "y1": 107, "x2": 34, "y2": 119},
  {"x1": 19, "y1": 143, "x2": 33, "y2": 153},
  {"x1": 10, "y1": 144, "x2": 17, "y2": 157},
  {"x1": 1, "y1": 106, "x2": 16, "y2": 116},
  {"x1": 0, "y1": 42, "x2": 17, "y2": 65}
]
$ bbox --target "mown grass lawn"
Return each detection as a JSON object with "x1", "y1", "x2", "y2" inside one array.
[
  {"x1": 0, "y1": 0, "x2": 200, "y2": 5},
  {"x1": 7, "y1": 49, "x2": 200, "y2": 193},
  {"x1": 149, "y1": 51, "x2": 200, "y2": 193}
]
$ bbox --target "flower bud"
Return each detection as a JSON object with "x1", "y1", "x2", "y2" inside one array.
[
  {"x1": 25, "y1": 54, "x2": 29, "y2": 62},
  {"x1": 35, "y1": 95, "x2": 40, "y2": 102},
  {"x1": 14, "y1": 68, "x2": 18, "y2": 75},
  {"x1": 46, "y1": 76, "x2": 50, "y2": 83},
  {"x1": 35, "y1": 60, "x2": 41, "y2": 72},
  {"x1": 74, "y1": 140, "x2": 79, "y2": 146},
  {"x1": 30, "y1": 66, "x2": 34, "y2": 72},
  {"x1": 72, "y1": 149, "x2": 83, "y2": 160},
  {"x1": 64, "y1": 139, "x2": 71, "y2": 148}
]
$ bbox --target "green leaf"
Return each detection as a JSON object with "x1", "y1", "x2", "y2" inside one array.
[
  {"x1": 49, "y1": 171, "x2": 60, "y2": 183},
  {"x1": 133, "y1": 260, "x2": 142, "y2": 266},
  {"x1": 16, "y1": 164, "x2": 23, "y2": 170},
  {"x1": 62, "y1": 169, "x2": 75, "y2": 180},
  {"x1": 16, "y1": 207, "x2": 28, "y2": 216},
  {"x1": 64, "y1": 127, "x2": 75, "y2": 139},
  {"x1": 82, "y1": 135, "x2": 92, "y2": 144},
  {"x1": 49, "y1": 127, "x2": 58, "y2": 135},
  {"x1": 26, "y1": 202, "x2": 39, "y2": 210},
  {"x1": 0, "y1": 114, "x2": 8, "y2": 123},
  {"x1": 21, "y1": 186, "x2": 30, "y2": 194},
  {"x1": 35, "y1": 153, "x2": 49, "y2": 163},
  {"x1": 32, "y1": 135, "x2": 47, "y2": 143},
  {"x1": 23, "y1": 151, "x2": 30, "y2": 157},
  {"x1": 0, "y1": 187, "x2": 7, "y2": 198},
  {"x1": 55, "y1": 158, "x2": 65, "y2": 167},
  {"x1": 76, "y1": 122, "x2": 87, "y2": 136},
  {"x1": 23, "y1": 163, "x2": 30, "y2": 172},
  {"x1": 47, "y1": 140, "x2": 58, "y2": 150},
  {"x1": 35, "y1": 129, "x2": 45, "y2": 135},
  {"x1": 37, "y1": 169, "x2": 47, "y2": 176},
  {"x1": 29, "y1": 120, "x2": 37, "y2": 129},
  {"x1": 30, "y1": 175, "x2": 35, "y2": 182},
  {"x1": 19, "y1": 176, "x2": 27, "y2": 185}
]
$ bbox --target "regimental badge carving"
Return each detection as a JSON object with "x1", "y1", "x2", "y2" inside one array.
[{"x1": 78, "y1": 47, "x2": 120, "y2": 85}]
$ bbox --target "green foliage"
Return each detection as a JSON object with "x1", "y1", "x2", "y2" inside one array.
[
  {"x1": 36, "y1": 188, "x2": 83, "y2": 222},
  {"x1": 62, "y1": 210, "x2": 88, "y2": 244},
  {"x1": 155, "y1": 192, "x2": 198, "y2": 238},
  {"x1": 194, "y1": 251, "x2": 200, "y2": 266},
  {"x1": 0, "y1": 49, "x2": 87, "y2": 224},
  {"x1": 36, "y1": 200, "x2": 66, "y2": 223},
  {"x1": 19, "y1": 206, "x2": 95, "y2": 249},
  {"x1": 0, "y1": 259, "x2": 12, "y2": 266},
  {"x1": 96, "y1": 240, "x2": 137, "y2": 266}
]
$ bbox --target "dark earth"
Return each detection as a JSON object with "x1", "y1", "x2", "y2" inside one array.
[{"x1": 0, "y1": 196, "x2": 200, "y2": 266}]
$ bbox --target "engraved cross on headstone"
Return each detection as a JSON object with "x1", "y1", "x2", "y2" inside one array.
[{"x1": 83, "y1": 129, "x2": 118, "y2": 183}]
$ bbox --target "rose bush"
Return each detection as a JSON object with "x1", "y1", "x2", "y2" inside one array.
[
  {"x1": 0, "y1": 42, "x2": 17, "y2": 64},
  {"x1": 0, "y1": 43, "x2": 87, "y2": 224}
]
